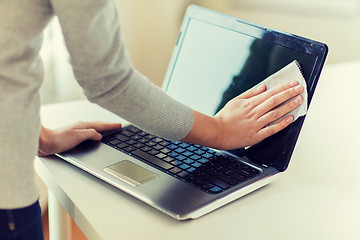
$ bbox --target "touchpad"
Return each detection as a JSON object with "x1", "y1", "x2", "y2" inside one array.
[{"x1": 104, "y1": 160, "x2": 158, "y2": 186}]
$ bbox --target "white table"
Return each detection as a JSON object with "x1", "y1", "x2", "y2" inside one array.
[{"x1": 36, "y1": 61, "x2": 360, "y2": 240}]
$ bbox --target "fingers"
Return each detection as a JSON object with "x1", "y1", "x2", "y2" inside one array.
[
  {"x1": 260, "y1": 95, "x2": 303, "y2": 125},
  {"x1": 255, "y1": 84, "x2": 304, "y2": 119},
  {"x1": 74, "y1": 121, "x2": 122, "y2": 133},
  {"x1": 252, "y1": 80, "x2": 301, "y2": 107},
  {"x1": 236, "y1": 84, "x2": 266, "y2": 100},
  {"x1": 256, "y1": 115, "x2": 294, "y2": 142}
]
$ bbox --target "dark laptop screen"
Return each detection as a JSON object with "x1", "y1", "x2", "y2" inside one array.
[{"x1": 165, "y1": 17, "x2": 327, "y2": 171}]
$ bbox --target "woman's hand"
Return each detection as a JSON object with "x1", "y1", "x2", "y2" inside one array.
[
  {"x1": 182, "y1": 80, "x2": 304, "y2": 150},
  {"x1": 38, "y1": 121, "x2": 122, "y2": 157}
]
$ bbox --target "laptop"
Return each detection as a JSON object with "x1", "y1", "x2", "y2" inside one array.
[{"x1": 57, "y1": 5, "x2": 328, "y2": 220}]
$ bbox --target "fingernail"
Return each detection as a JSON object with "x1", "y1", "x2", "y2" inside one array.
[
  {"x1": 290, "y1": 81, "x2": 298, "y2": 86},
  {"x1": 257, "y1": 85, "x2": 265, "y2": 91},
  {"x1": 295, "y1": 85, "x2": 303, "y2": 92},
  {"x1": 287, "y1": 115, "x2": 294, "y2": 123},
  {"x1": 294, "y1": 95, "x2": 303, "y2": 104}
]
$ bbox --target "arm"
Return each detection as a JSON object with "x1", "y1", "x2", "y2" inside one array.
[
  {"x1": 38, "y1": 81, "x2": 302, "y2": 156},
  {"x1": 47, "y1": 0, "x2": 303, "y2": 153},
  {"x1": 49, "y1": 0, "x2": 193, "y2": 141}
]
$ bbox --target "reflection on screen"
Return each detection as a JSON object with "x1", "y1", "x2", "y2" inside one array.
[
  {"x1": 165, "y1": 18, "x2": 317, "y2": 171},
  {"x1": 166, "y1": 18, "x2": 315, "y2": 116},
  {"x1": 165, "y1": 19, "x2": 253, "y2": 115}
]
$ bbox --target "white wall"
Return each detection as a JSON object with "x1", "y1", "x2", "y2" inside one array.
[
  {"x1": 114, "y1": 0, "x2": 360, "y2": 86},
  {"x1": 114, "y1": 0, "x2": 190, "y2": 86}
]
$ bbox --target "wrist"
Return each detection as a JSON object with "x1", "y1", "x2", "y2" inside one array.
[
  {"x1": 38, "y1": 125, "x2": 55, "y2": 156},
  {"x1": 182, "y1": 110, "x2": 221, "y2": 149},
  {"x1": 211, "y1": 115, "x2": 223, "y2": 149}
]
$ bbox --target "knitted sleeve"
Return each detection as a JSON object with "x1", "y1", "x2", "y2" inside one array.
[{"x1": 49, "y1": 0, "x2": 194, "y2": 140}]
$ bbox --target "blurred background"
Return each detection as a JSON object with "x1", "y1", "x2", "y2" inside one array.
[{"x1": 39, "y1": 0, "x2": 360, "y2": 104}]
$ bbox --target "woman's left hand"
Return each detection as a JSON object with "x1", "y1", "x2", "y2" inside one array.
[{"x1": 38, "y1": 121, "x2": 122, "y2": 157}]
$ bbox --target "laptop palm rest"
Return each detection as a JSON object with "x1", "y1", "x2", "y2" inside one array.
[{"x1": 104, "y1": 160, "x2": 158, "y2": 186}]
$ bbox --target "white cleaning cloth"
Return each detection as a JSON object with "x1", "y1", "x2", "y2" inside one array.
[{"x1": 258, "y1": 60, "x2": 308, "y2": 125}]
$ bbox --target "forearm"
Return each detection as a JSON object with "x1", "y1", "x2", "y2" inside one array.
[
  {"x1": 181, "y1": 110, "x2": 219, "y2": 148},
  {"x1": 51, "y1": 0, "x2": 194, "y2": 141}
]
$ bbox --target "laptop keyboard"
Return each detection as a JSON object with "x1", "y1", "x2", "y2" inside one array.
[{"x1": 101, "y1": 125, "x2": 261, "y2": 194}]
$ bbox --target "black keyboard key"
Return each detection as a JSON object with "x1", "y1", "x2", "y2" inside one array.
[
  {"x1": 216, "y1": 166, "x2": 226, "y2": 172},
  {"x1": 201, "y1": 183, "x2": 215, "y2": 190},
  {"x1": 131, "y1": 135, "x2": 142, "y2": 141},
  {"x1": 175, "y1": 155, "x2": 187, "y2": 161},
  {"x1": 223, "y1": 169, "x2": 235, "y2": 176},
  {"x1": 177, "y1": 171, "x2": 190, "y2": 178},
  {"x1": 148, "y1": 149, "x2": 159, "y2": 156},
  {"x1": 207, "y1": 170, "x2": 220, "y2": 177},
  {"x1": 126, "y1": 139, "x2": 137, "y2": 145},
  {"x1": 171, "y1": 160, "x2": 182, "y2": 166},
  {"x1": 160, "y1": 148, "x2": 171, "y2": 154},
  {"x1": 124, "y1": 146, "x2": 136, "y2": 152},
  {"x1": 145, "y1": 141, "x2": 156, "y2": 147},
  {"x1": 116, "y1": 143, "x2": 128, "y2": 149},
  {"x1": 159, "y1": 141, "x2": 170, "y2": 146},
  {"x1": 231, "y1": 173, "x2": 247, "y2": 182},
  {"x1": 191, "y1": 162, "x2": 202, "y2": 168},
  {"x1": 190, "y1": 154, "x2": 201, "y2": 160},
  {"x1": 167, "y1": 144, "x2": 178, "y2": 150},
  {"x1": 145, "y1": 134, "x2": 156, "y2": 140},
  {"x1": 179, "y1": 142, "x2": 190, "y2": 148},
  {"x1": 138, "y1": 138, "x2": 148, "y2": 144},
  {"x1": 217, "y1": 174, "x2": 239, "y2": 185},
  {"x1": 132, "y1": 149, "x2": 173, "y2": 170},
  {"x1": 175, "y1": 148, "x2": 185, "y2": 154},
  {"x1": 115, "y1": 135, "x2": 129, "y2": 142},
  {"x1": 228, "y1": 163, "x2": 241, "y2": 170},
  {"x1": 153, "y1": 137, "x2": 163, "y2": 143},
  {"x1": 238, "y1": 169, "x2": 256, "y2": 178},
  {"x1": 155, "y1": 153, "x2": 167, "y2": 159},
  {"x1": 209, "y1": 186, "x2": 223, "y2": 193},
  {"x1": 168, "y1": 152, "x2": 179, "y2": 157},
  {"x1": 186, "y1": 146, "x2": 198, "y2": 151},
  {"x1": 179, "y1": 163, "x2": 190, "y2": 170},
  {"x1": 184, "y1": 159, "x2": 194, "y2": 165},
  {"x1": 169, "y1": 167, "x2": 182, "y2": 175},
  {"x1": 163, "y1": 156, "x2": 174, "y2": 162},
  {"x1": 194, "y1": 149, "x2": 205, "y2": 155},
  {"x1": 127, "y1": 126, "x2": 141, "y2": 133},
  {"x1": 140, "y1": 146, "x2": 151, "y2": 152},
  {"x1": 182, "y1": 151, "x2": 193, "y2": 157},
  {"x1": 203, "y1": 175, "x2": 230, "y2": 189},
  {"x1": 134, "y1": 143, "x2": 144, "y2": 149},
  {"x1": 153, "y1": 145, "x2": 163, "y2": 151},
  {"x1": 138, "y1": 131, "x2": 148, "y2": 137},
  {"x1": 202, "y1": 153, "x2": 213, "y2": 159},
  {"x1": 198, "y1": 158, "x2": 209, "y2": 164},
  {"x1": 108, "y1": 139, "x2": 121, "y2": 145},
  {"x1": 121, "y1": 130, "x2": 135, "y2": 137}
]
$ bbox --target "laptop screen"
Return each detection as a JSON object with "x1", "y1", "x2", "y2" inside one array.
[{"x1": 164, "y1": 15, "x2": 327, "y2": 171}]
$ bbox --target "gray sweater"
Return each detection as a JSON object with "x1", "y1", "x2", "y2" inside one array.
[{"x1": 0, "y1": 0, "x2": 193, "y2": 209}]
